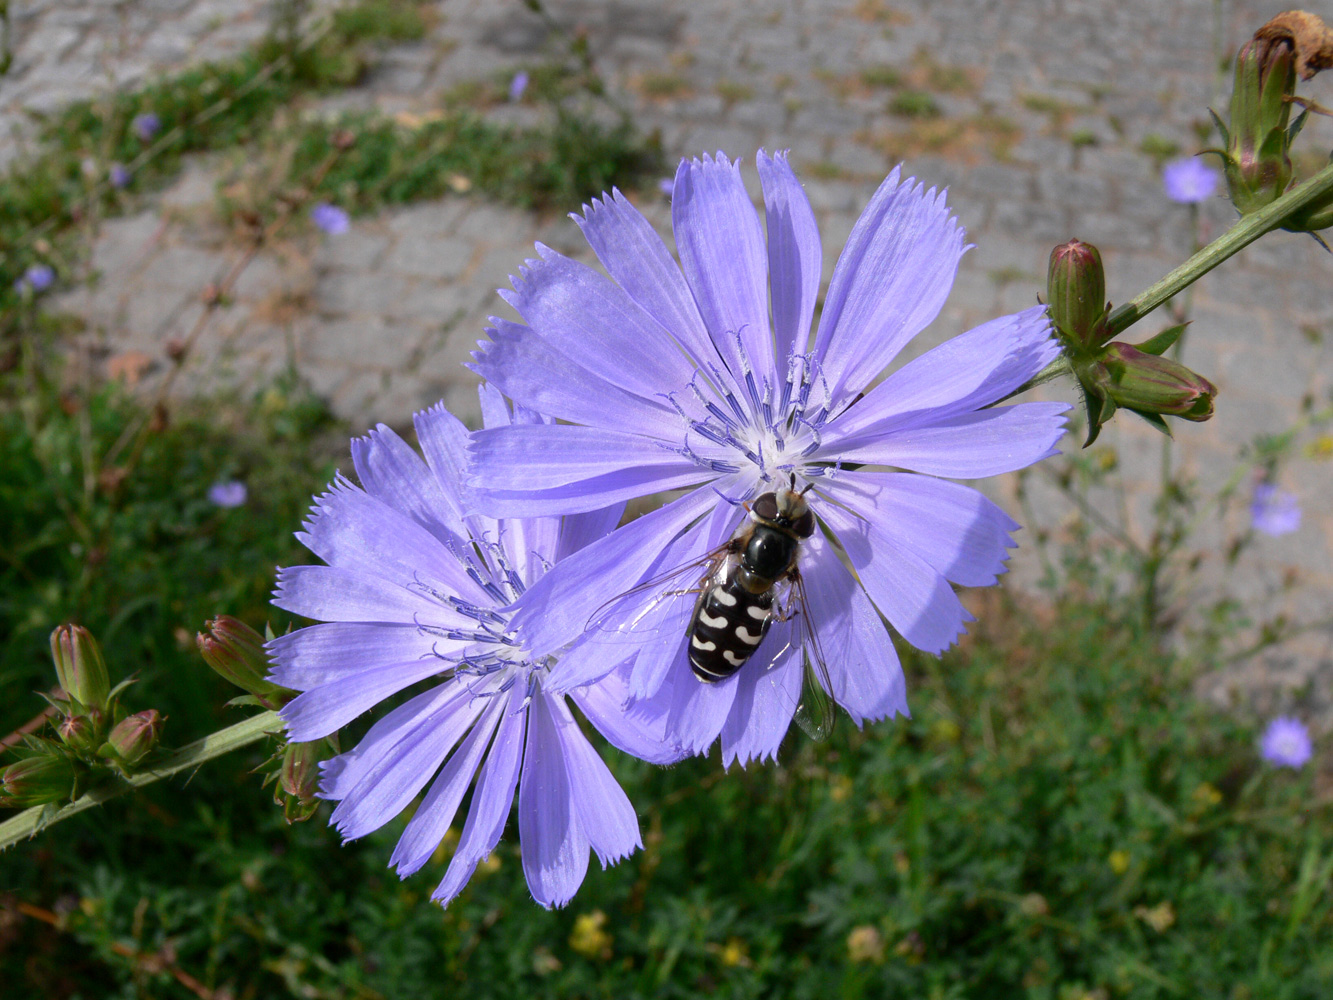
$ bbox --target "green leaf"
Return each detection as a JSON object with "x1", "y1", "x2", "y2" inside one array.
[
  {"x1": 1132, "y1": 409, "x2": 1174, "y2": 437},
  {"x1": 1136, "y1": 323, "x2": 1188, "y2": 356}
]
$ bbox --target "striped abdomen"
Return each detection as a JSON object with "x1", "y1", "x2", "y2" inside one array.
[{"x1": 688, "y1": 563, "x2": 774, "y2": 682}]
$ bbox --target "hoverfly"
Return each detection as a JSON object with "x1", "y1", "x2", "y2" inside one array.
[{"x1": 589, "y1": 475, "x2": 836, "y2": 741}]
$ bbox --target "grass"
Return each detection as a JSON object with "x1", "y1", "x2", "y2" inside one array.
[
  {"x1": 0, "y1": 0, "x2": 660, "y2": 313},
  {"x1": 1, "y1": 354, "x2": 1329, "y2": 996}
]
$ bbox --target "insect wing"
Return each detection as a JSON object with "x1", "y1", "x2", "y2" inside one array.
[
  {"x1": 585, "y1": 542, "x2": 729, "y2": 639},
  {"x1": 769, "y1": 569, "x2": 836, "y2": 742}
]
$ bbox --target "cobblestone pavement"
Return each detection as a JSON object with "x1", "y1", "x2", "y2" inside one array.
[{"x1": 7, "y1": 0, "x2": 1333, "y2": 714}]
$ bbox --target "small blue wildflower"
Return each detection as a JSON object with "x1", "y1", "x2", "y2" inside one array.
[
  {"x1": 269, "y1": 387, "x2": 679, "y2": 908},
  {"x1": 509, "y1": 71, "x2": 530, "y2": 102},
  {"x1": 465, "y1": 151, "x2": 1068, "y2": 765},
  {"x1": 208, "y1": 480, "x2": 248, "y2": 508},
  {"x1": 1163, "y1": 157, "x2": 1220, "y2": 204},
  {"x1": 14, "y1": 264, "x2": 55, "y2": 294},
  {"x1": 310, "y1": 202, "x2": 350, "y2": 235},
  {"x1": 657, "y1": 176, "x2": 675, "y2": 197},
  {"x1": 1260, "y1": 716, "x2": 1312, "y2": 768},
  {"x1": 109, "y1": 163, "x2": 131, "y2": 189},
  {"x1": 132, "y1": 113, "x2": 161, "y2": 142},
  {"x1": 1251, "y1": 482, "x2": 1301, "y2": 536}
]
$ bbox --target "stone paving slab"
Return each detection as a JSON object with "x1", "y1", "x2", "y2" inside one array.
[{"x1": 8, "y1": 0, "x2": 1332, "y2": 717}]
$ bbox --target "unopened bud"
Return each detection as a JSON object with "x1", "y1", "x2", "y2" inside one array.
[
  {"x1": 197, "y1": 617, "x2": 288, "y2": 705},
  {"x1": 1096, "y1": 343, "x2": 1218, "y2": 421},
  {"x1": 50, "y1": 624, "x2": 111, "y2": 710},
  {"x1": 1, "y1": 756, "x2": 79, "y2": 807},
  {"x1": 102, "y1": 710, "x2": 164, "y2": 767},
  {"x1": 278, "y1": 741, "x2": 322, "y2": 823},
  {"x1": 1047, "y1": 239, "x2": 1108, "y2": 352},
  {"x1": 57, "y1": 710, "x2": 104, "y2": 753},
  {"x1": 1220, "y1": 35, "x2": 1296, "y2": 214}
]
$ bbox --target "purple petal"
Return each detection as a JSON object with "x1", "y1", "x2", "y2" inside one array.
[
  {"x1": 554, "y1": 503, "x2": 627, "y2": 564},
  {"x1": 208, "y1": 480, "x2": 247, "y2": 507},
  {"x1": 280, "y1": 655, "x2": 462, "y2": 742},
  {"x1": 823, "y1": 307, "x2": 1058, "y2": 444},
  {"x1": 820, "y1": 472, "x2": 1019, "y2": 587},
  {"x1": 1162, "y1": 157, "x2": 1220, "y2": 204},
  {"x1": 503, "y1": 244, "x2": 698, "y2": 398},
  {"x1": 572, "y1": 662, "x2": 684, "y2": 764},
  {"x1": 665, "y1": 653, "x2": 740, "y2": 756},
  {"x1": 718, "y1": 621, "x2": 802, "y2": 768},
  {"x1": 672, "y1": 153, "x2": 775, "y2": 380},
  {"x1": 519, "y1": 692, "x2": 590, "y2": 908},
  {"x1": 267, "y1": 622, "x2": 438, "y2": 690},
  {"x1": 572, "y1": 189, "x2": 715, "y2": 369},
  {"x1": 351, "y1": 424, "x2": 468, "y2": 547},
  {"x1": 390, "y1": 696, "x2": 504, "y2": 876},
  {"x1": 1251, "y1": 483, "x2": 1302, "y2": 536},
  {"x1": 555, "y1": 693, "x2": 642, "y2": 867},
  {"x1": 813, "y1": 169, "x2": 967, "y2": 401},
  {"x1": 832, "y1": 402, "x2": 1068, "y2": 478},
  {"x1": 757, "y1": 150, "x2": 821, "y2": 360},
  {"x1": 510, "y1": 480, "x2": 729, "y2": 661},
  {"x1": 820, "y1": 505, "x2": 969, "y2": 655},
  {"x1": 328, "y1": 686, "x2": 489, "y2": 841},
  {"x1": 799, "y1": 535, "x2": 908, "y2": 724},
  {"x1": 433, "y1": 686, "x2": 528, "y2": 905},
  {"x1": 466, "y1": 423, "x2": 701, "y2": 516},
  {"x1": 471, "y1": 318, "x2": 678, "y2": 437},
  {"x1": 297, "y1": 475, "x2": 492, "y2": 606},
  {"x1": 273, "y1": 564, "x2": 456, "y2": 625},
  {"x1": 411, "y1": 402, "x2": 475, "y2": 534}
]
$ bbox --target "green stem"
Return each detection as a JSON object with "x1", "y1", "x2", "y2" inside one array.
[
  {"x1": 0, "y1": 710, "x2": 282, "y2": 852},
  {"x1": 1106, "y1": 161, "x2": 1333, "y2": 336}
]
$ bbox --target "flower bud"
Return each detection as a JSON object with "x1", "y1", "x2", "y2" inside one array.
[
  {"x1": 102, "y1": 710, "x2": 164, "y2": 767},
  {"x1": 197, "y1": 617, "x2": 288, "y2": 706},
  {"x1": 1047, "y1": 239, "x2": 1108, "y2": 352},
  {"x1": 1220, "y1": 35, "x2": 1296, "y2": 214},
  {"x1": 0, "y1": 756, "x2": 79, "y2": 807},
  {"x1": 57, "y1": 710, "x2": 105, "y2": 754},
  {"x1": 50, "y1": 624, "x2": 111, "y2": 710},
  {"x1": 278, "y1": 741, "x2": 322, "y2": 823},
  {"x1": 1095, "y1": 343, "x2": 1218, "y2": 421}
]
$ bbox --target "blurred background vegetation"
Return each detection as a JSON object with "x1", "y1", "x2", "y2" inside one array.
[{"x1": 1, "y1": 1, "x2": 1329, "y2": 997}]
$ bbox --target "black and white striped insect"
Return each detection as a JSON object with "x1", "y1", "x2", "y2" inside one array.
[
  {"x1": 687, "y1": 485, "x2": 815, "y2": 682},
  {"x1": 589, "y1": 477, "x2": 835, "y2": 740}
]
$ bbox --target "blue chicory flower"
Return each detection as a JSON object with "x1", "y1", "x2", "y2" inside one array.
[
  {"x1": 509, "y1": 71, "x2": 530, "y2": 102},
  {"x1": 1162, "y1": 157, "x2": 1220, "y2": 204},
  {"x1": 132, "y1": 112, "x2": 161, "y2": 142},
  {"x1": 465, "y1": 151, "x2": 1068, "y2": 765},
  {"x1": 269, "y1": 387, "x2": 679, "y2": 908},
  {"x1": 1260, "y1": 716, "x2": 1312, "y2": 768},
  {"x1": 657, "y1": 176, "x2": 675, "y2": 197},
  {"x1": 208, "y1": 480, "x2": 248, "y2": 508},
  {"x1": 109, "y1": 163, "x2": 132, "y2": 189},
  {"x1": 14, "y1": 264, "x2": 55, "y2": 294},
  {"x1": 1251, "y1": 482, "x2": 1301, "y2": 536},
  {"x1": 310, "y1": 202, "x2": 350, "y2": 235}
]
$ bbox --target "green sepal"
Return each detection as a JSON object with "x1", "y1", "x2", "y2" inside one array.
[
  {"x1": 1132, "y1": 409, "x2": 1174, "y2": 437},
  {"x1": 106, "y1": 677, "x2": 138, "y2": 703},
  {"x1": 1287, "y1": 108, "x2": 1309, "y2": 145},
  {"x1": 226, "y1": 695, "x2": 271, "y2": 709},
  {"x1": 1208, "y1": 108, "x2": 1230, "y2": 147},
  {"x1": 1136, "y1": 324, "x2": 1188, "y2": 356},
  {"x1": 36, "y1": 689, "x2": 75, "y2": 715},
  {"x1": 1079, "y1": 384, "x2": 1115, "y2": 448}
]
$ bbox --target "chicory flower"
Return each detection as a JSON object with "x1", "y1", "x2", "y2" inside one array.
[
  {"x1": 269, "y1": 387, "x2": 679, "y2": 908},
  {"x1": 466, "y1": 151, "x2": 1067, "y2": 765}
]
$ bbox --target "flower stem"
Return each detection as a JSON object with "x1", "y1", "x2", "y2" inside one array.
[
  {"x1": 0, "y1": 710, "x2": 282, "y2": 852},
  {"x1": 1106, "y1": 160, "x2": 1333, "y2": 336}
]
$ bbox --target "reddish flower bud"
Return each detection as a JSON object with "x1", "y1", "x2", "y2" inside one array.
[
  {"x1": 50, "y1": 624, "x2": 111, "y2": 711},
  {"x1": 102, "y1": 710, "x2": 164, "y2": 767},
  {"x1": 57, "y1": 711, "x2": 105, "y2": 754},
  {"x1": 1096, "y1": 343, "x2": 1218, "y2": 421},
  {"x1": 278, "y1": 741, "x2": 323, "y2": 823},
  {"x1": 1, "y1": 756, "x2": 79, "y2": 807},
  {"x1": 1047, "y1": 239, "x2": 1109, "y2": 352},
  {"x1": 1219, "y1": 35, "x2": 1296, "y2": 214},
  {"x1": 197, "y1": 617, "x2": 288, "y2": 706}
]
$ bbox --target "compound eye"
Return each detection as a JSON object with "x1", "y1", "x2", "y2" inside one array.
[
  {"x1": 752, "y1": 493, "x2": 779, "y2": 521},
  {"x1": 794, "y1": 509, "x2": 815, "y2": 538}
]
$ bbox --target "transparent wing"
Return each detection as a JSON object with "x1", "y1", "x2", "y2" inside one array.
[
  {"x1": 585, "y1": 541, "x2": 731, "y2": 639},
  {"x1": 769, "y1": 567, "x2": 836, "y2": 742}
]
